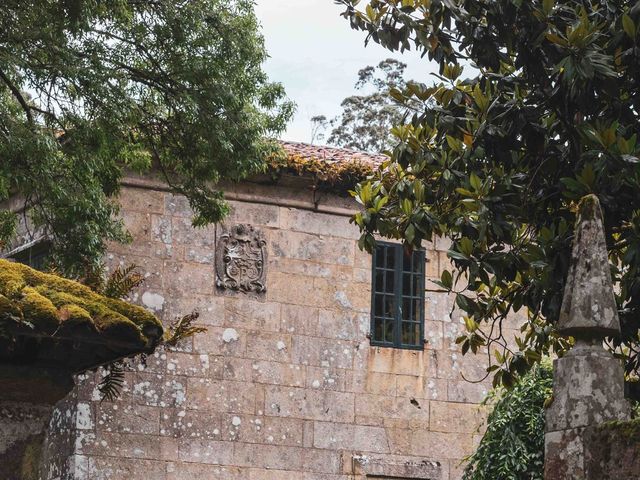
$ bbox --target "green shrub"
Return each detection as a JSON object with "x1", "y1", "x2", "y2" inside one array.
[{"x1": 463, "y1": 363, "x2": 553, "y2": 480}]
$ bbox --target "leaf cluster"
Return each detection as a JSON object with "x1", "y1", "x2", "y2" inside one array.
[
  {"x1": 463, "y1": 363, "x2": 552, "y2": 480},
  {"x1": 0, "y1": 0, "x2": 293, "y2": 275},
  {"x1": 339, "y1": 0, "x2": 640, "y2": 382}
]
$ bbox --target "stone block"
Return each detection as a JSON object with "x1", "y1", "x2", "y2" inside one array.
[
  {"x1": 267, "y1": 272, "x2": 318, "y2": 306},
  {"x1": 410, "y1": 430, "x2": 473, "y2": 460},
  {"x1": 160, "y1": 408, "x2": 222, "y2": 439},
  {"x1": 546, "y1": 347, "x2": 630, "y2": 432},
  {"x1": 88, "y1": 456, "x2": 167, "y2": 480},
  {"x1": 424, "y1": 321, "x2": 445, "y2": 350},
  {"x1": 178, "y1": 438, "x2": 233, "y2": 465},
  {"x1": 316, "y1": 309, "x2": 360, "y2": 341},
  {"x1": 165, "y1": 193, "x2": 192, "y2": 217},
  {"x1": 163, "y1": 294, "x2": 225, "y2": 327},
  {"x1": 306, "y1": 366, "x2": 349, "y2": 392},
  {"x1": 222, "y1": 414, "x2": 304, "y2": 446},
  {"x1": 107, "y1": 253, "x2": 164, "y2": 290},
  {"x1": 281, "y1": 304, "x2": 319, "y2": 335},
  {"x1": 119, "y1": 187, "x2": 165, "y2": 214},
  {"x1": 233, "y1": 443, "x2": 304, "y2": 470},
  {"x1": 223, "y1": 357, "x2": 253, "y2": 383},
  {"x1": 170, "y1": 216, "x2": 216, "y2": 247},
  {"x1": 252, "y1": 360, "x2": 305, "y2": 388},
  {"x1": 166, "y1": 463, "x2": 242, "y2": 480},
  {"x1": 447, "y1": 380, "x2": 490, "y2": 404},
  {"x1": 313, "y1": 422, "x2": 389, "y2": 453},
  {"x1": 301, "y1": 448, "x2": 344, "y2": 474},
  {"x1": 351, "y1": 370, "x2": 397, "y2": 396},
  {"x1": 245, "y1": 332, "x2": 292, "y2": 362},
  {"x1": 268, "y1": 230, "x2": 354, "y2": 266},
  {"x1": 292, "y1": 335, "x2": 355, "y2": 370},
  {"x1": 166, "y1": 352, "x2": 212, "y2": 378},
  {"x1": 279, "y1": 208, "x2": 359, "y2": 239},
  {"x1": 186, "y1": 378, "x2": 225, "y2": 411},
  {"x1": 226, "y1": 200, "x2": 280, "y2": 228},
  {"x1": 163, "y1": 261, "x2": 215, "y2": 295},
  {"x1": 224, "y1": 298, "x2": 281, "y2": 332},
  {"x1": 77, "y1": 431, "x2": 162, "y2": 459},
  {"x1": 95, "y1": 403, "x2": 160, "y2": 436},
  {"x1": 368, "y1": 348, "x2": 430, "y2": 376},
  {"x1": 429, "y1": 401, "x2": 485, "y2": 434},
  {"x1": 151, "y1": 214, "x2": 172, "y2": 245},
  {"x1": 225, "y1": 380, "x2": 258, "y2": 414},
  {"x1": 265, "y1": 386, "x2": 354, "y2": 423},
  {"x1": 396, "y1": 375, "x2": 447, "y2": 401},
  {"x1": 193, "y1": 326, "x2": 247, "y2": 357},
  {"x1": 354, "y1": 394, "x2": 429, "y2": 422}
]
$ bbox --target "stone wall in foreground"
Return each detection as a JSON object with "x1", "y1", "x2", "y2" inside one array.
[{"x1": 51, "y1": 178, "x2": 505, "y2": 480}]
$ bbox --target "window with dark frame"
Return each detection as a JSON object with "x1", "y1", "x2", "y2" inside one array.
[
  {"x1": 6, "y1": 240, "x2": 51, "y2": 271},
  {"x1": 371, "y1": 241, "x2": 425, "y2": 349}
]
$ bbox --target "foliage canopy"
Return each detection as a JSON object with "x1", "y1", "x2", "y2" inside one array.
[
  {"x1": 338, "y1": 0, "x2": 640, "y2": 383},
  {"x1": 0, "y1": 0, "x2": 293, "y2": 275}
]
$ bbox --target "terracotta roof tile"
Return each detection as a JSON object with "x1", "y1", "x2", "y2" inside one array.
[{"x1": 279, "y1": 141, "x2": 386, "y2": 168}]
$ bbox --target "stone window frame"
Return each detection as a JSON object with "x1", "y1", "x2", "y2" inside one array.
[{"x1": 370, "y1": 241, "x2": 425, "y2": 350}]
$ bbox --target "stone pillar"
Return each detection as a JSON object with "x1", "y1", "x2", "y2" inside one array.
[
  {"x1": 0, "y1": 365, "x2": 74, "y2": 480},
  {"x1": 544, "y1": 195, "x2": 631, "y2": 479}
]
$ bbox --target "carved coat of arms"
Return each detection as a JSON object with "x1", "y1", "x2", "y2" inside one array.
[{"x1": 215, "y1": 224, "x2": 267, "y2": 294}]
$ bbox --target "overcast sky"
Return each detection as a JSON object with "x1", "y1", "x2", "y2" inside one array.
[{"x1": 254, "y1": 0, "x2": 439, "y2": 144}]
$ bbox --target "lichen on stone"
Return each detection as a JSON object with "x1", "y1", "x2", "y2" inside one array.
[{"x1": 0, "y1": 258, "x2": 162, "y2": 351}]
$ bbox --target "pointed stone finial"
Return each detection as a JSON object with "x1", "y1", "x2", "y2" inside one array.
[{"x1": 558, "y1": 194, "x2": 620, "y2": 338}]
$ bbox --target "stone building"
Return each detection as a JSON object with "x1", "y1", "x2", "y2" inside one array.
[{"x1": 4, "y1": 142, "x2": 494, "y2": 479}]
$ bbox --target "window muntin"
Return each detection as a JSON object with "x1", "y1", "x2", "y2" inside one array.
[{"x1": 371, "y1": 242, "x2": 425, "y2": 349}]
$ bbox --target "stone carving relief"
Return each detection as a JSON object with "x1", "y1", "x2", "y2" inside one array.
[{"x1": 215, "y1": 224, "x2": 267, "y2": 294}]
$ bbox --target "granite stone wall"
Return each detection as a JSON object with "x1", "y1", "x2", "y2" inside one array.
[{"x1": 45, "y1": 178, "x2": 503, "y2": 480}]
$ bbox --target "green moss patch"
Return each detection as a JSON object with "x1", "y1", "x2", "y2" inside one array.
[{"x1": 0, "y1": 258, "x2": 162, "y2": 350}]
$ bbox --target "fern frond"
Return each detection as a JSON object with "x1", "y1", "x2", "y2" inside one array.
[
  {"x1": 80, "y1": 262, "x2": 106, "y2": 293},
  {"x1": 98, "y1": 362, "x2": 126, "y2": 402},
  {"x1": 104, "y1": 264, "x2": 144, "y2": 299},
  {"x1": 164, "y1": 311, "x2": 207, "y2": 347}
]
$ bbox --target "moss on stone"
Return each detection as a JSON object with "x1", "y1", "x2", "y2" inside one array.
[
  {"x1": 0, "y1": 258, "x2": 162, "y2": 350},
  {"x1": 595, "y1": 418, "x2": 640, "y2": 440},
  {"x1": 577, "y1": 194, "x2": 600, "y2": 222}
]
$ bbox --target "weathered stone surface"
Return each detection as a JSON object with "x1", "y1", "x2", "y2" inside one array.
[
  {"x1": 546, "y1": 343, "x2": 630, "y2": 433},
  {"x1": 31, "y1": 182, "x2": 501, "y2": 480},
  {"x1": 544, "y1": 194, "x2": 632, "y2": 480},
  {"x1": 558, "y1": 195, "x2": 620, "y2": 337}
]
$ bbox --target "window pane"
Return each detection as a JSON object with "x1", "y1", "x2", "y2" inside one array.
[
  {"x1": 373, "y1": 317, "x2": 385, "y2": 342},
  {"x1": 375, "y1": 245, "x2": 386, "y2": 268},
  {"x1": 402, "y1": 297, "x2": 412, "y2": 321},
  {"x1": 385, "y1": 246, "x2": 396, "y2": 270},
  {"x1": 402, "y1": 322, "x2": 421, "y2": 345},
  {"x1": 385, "y1": 271, "x2": 395, "y2": 293},
  {"x1": 413, "y1": 298, "x2": 423, "y2": 321},
  {"x1": 413, "y1": 274, "x2": 422, "y2": 297},
  {"x1": 375, "y1": 270, "x2": 384, "y2": 293},
  {"x1": 384, "y1": 295, "x2": 395, "y2": 318},
  {"x1": 385, "y1": 319, "x2": 394, "y2": 343},
  {"x1": 403, "y1": 272, "x2": 412, "y2": 296},
  {"x1": 374, "y1": 294, "x2": 383, "y2": 316},
  {"x1": 403, "y1": 248, "x2": 413, "y2": 272}
]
